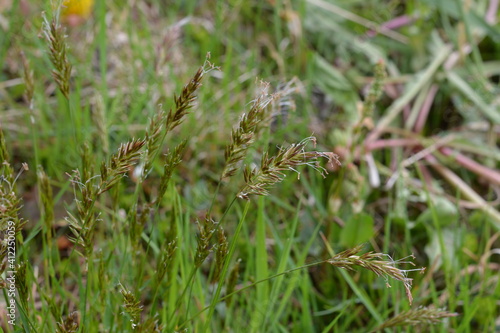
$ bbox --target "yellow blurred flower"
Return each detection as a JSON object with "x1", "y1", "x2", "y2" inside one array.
[{"x1": 61, "y1": 0, "x2": 94, "y2": 25}]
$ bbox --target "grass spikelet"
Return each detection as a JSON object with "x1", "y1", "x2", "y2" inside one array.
[
  {"x1": 41, "y1": 12, "x2": 72, "y2": 99},
  {"x1": 195, "y1": 217, "x2": 217, "y2": 267},
  {"x1": 21, "y1": 52, "x2": 35, "y2": 105},
  {"x1": 80, "y1": 142, "x2": 95, "y2": 185},
  {"x1": 225, "y1": 259, "x2": 241, "y2": 307},
  {"x1": 237, "y1": 136, "x2": 338, "y2": 199},
  {"x1": 362, "y1": 59, "x2": 386, "y2": 119},
  {"x1": 0, "y1": 163, "x2": 28, "y2": 234},
  {"x1": 155, "y1": 239, "x2": 177, "y2": 285},
  {"x1": 0, "y1": 129, "x2": 13, "y2": 179},
  {"x1": 15, "y1": 261, "x2": 29, "y2": 309},
  {"x1": 150, "y1": 239, "x2": 177, "y2": 316},
  {"x1": 120, "y1": 284, "x2": 143, "y2": 329},
  {"x1": 372, "y1": 306, "x2": 458, "y2": 332},
  {"x1": 67, "y1": 139, "x2": 145, "y2": 256},
  {"x1": 327, "y1": 244, "x2": 425, "y2": 305},
  {"x1": 165, "y1": 59, "x2": 216, "y2": 132},
  {"x1": 98, "y1": 138, "x2": 146, "y2": 195},
  {"x1": 96, "y1": 250, "x2": 107, "y2": 303},
  {"x1": 222, "y1": 82, "x2": 275, "y2": 179},
  {"x1": 142, "y1": 106, "x2": 167, "y2": 178},
  {"x1": 130, "y1": 203, "x2": 152, "y2": 247},
  {"x1": 38, "y1": 167, "x2": 54, "y2": 233},
  {"x1": 142, "y1": 60, "x2": 215, "y2": 183},
  {"x1": 56, "y1": 312, "x2": 79, "y2": 333},
  {"x1": 156, "y1": 140, "x2": 187, "y2": 204},
  {"x1": 212, "y1": 227, "x2": 228, "y2": 283},
  {"x1": 91, "y1": 95, "x2": 109, "y2": 156}
]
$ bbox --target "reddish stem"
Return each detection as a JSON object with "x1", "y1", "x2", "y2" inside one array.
[
  {"x1": 366, "y1": 138, "x2": 420, "y2": 152},
  {"x1": 414, "y1": 84, "x2": 439, "y2": 133},
  {"x1": 439, "y1": 147, "x2": 500, "y2": 186},
  {"x1": 486, "y1": 0, "x2": 499, "y2": 24},
  {"x1": 367, "y1": 15, "x2": 415, "y2": 37}
]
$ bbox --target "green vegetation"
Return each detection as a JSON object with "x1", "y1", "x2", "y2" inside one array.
[{"x1": 1, "y1": 0, "x2": 499, "y2": 331}]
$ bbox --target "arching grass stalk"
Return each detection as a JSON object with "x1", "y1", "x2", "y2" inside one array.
[{"x1": 187, "y1": 243, "x2": 426, "y2": 330}]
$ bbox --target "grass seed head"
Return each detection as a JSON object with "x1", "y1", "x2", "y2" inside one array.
[
  {"x1": 373, "y1": 306, "x2": 458, "y2": 331},
  {"x1": 41, "y1": 13, "x2": 72, "y2": 99},
  {"x1": 237, "y1": 136, "x2": 336, "y2": 199},
  {"x1": 327, "y1": 244, "x2": 425, "y2": 305}
]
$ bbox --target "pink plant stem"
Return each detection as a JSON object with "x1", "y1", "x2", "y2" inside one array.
[
  {"x1": 425, "y1": 154, "x2": 500, "y2": 226},
  {"x1": 367, "y1": 15, "x2": 415, "y2": 37},
  {"x1": 414, "y1": 84, "x2": 439, "y2": 133},
  {"x1": 486, "y1": 0, "x2": 499, "y2": 24},
  {"x1": 439, "y1": 147, "x2": 500, "y2": 186},
  {"x1": 385, "y1": 83, "x2": 400, "y2": 99},
  {"x1": 403, "y1": 104, "x2": 411, "y2": 122},
  {"x1": 383, "y1": 15, "x2": 414, "y2": 30},
  {"x1": 366, "y1": 138, "x2": 420, "y2": 152}
]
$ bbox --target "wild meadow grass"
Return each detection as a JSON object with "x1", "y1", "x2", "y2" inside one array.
[{"x1": 1, "y1": 0, "x2": 499, "y2": 332}]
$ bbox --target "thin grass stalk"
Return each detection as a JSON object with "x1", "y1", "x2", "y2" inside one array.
[
  {"x1": 350, "y1": 60, "x2": 386, "y2": 159},
  {"x1": 21, "y1": 52, "x2": 41, "y2": 173},
  {"x1": 182, "y1": 240, "x2": 426, "y2": 330},
  {"x1": 150, "y1": 240, "x2": 177, "y2": 314},
  {"x1": 225, "y1": 259, "x2": 240, "y2": 307},
  {"x1": 91, "y1": 94, "x2": 109, "y2": 156},
  {"x1": 182, "y1": 259, "x2": 325, "y2": 329},
  {"x1": 166, "y1": 196, "x2": 237, "y2": 329},
  {"x1": 202, "y1": 201, "x2": 251, "y2": 333},
  {"x1": 167, "y1": 192, "x2": 237, "y2": 325},
  {"x1": 166, "y1": 266, "x2": 198, "y2": 330},
  {"x1": 38, "y1": 167, "x2": 56, "y2": 298},
  {"x1": 307, "y1": 0, "x2": 409, "y2": 43},
  {"x1": 80, "y1": 257, "x2": 93, "y2": 331}
]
